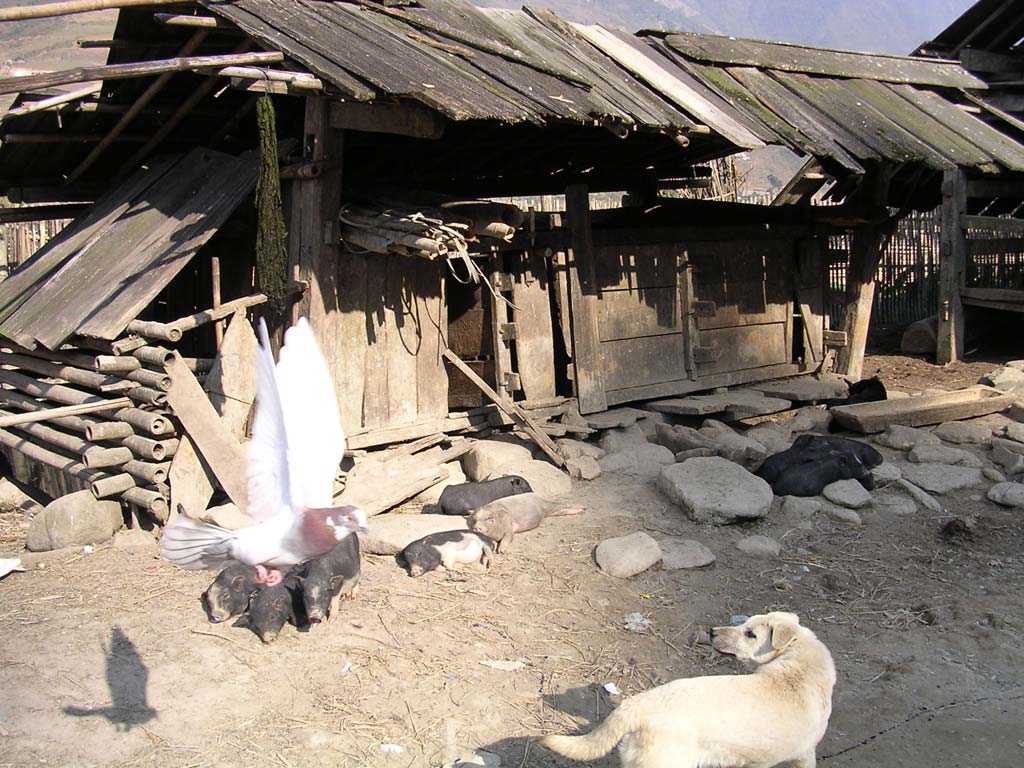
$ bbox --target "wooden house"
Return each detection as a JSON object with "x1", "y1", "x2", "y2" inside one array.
[{"x1": 0, "y1": 0, "x2": 1022, "y2": 521}]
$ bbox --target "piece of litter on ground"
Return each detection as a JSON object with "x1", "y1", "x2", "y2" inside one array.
[
  {"x1": 603, "y1": 682, "x2": 622, "y2": 696},
  {"x1": 380, "y1": 743, "x2": 404, "y2": 754},
  {"x1": 340, "y1": 662, "x2": 353, "y2": 674},
  {"x1": 0, "y1": 558, "x2": 25, "y2": 580},
  {"x1": 82, "y1": 546, "x2": 93, "y2": 554},
  {"x1": 480, "y1": 658, "x2": 527, "y2": 672},
  {"x1": 730, "y1": 615, "x2": 749, "y2": 625},
  {"x1": 624, "y1": 612, "x2": 653, "y2": 633}
]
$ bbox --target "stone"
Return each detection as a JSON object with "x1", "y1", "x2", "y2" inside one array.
[
  {"x1": 555, "y1": 438, "x2": 606, "y2": 461},
  {"x1": 872, "y1": 461, "x2": 902, "y2": 482},
  {"x1": 991, "y1": 444, "x2": 1024, "y2": 475},
  {"x1": 698, "y1": 420, "x2": 767, "y2": 467},
  {"x1": 463, "y1": 440, "x2": 533, "y2": 481},
  {"x1": 674, "y1": 447, "x2": 718, "y2": 462},
  {"x1": 787, "y1": 406, "x2": 832, "y2": 433},
  {"x1": 111, "y1": 528, "x2": 160, "y2": 554},
  {"x1": 822, "y1": 479, "x2": 874, "y2": 509},
  {"x1": 752, "y1": 377, "x2": 848, "y2": 402},
  {"x1": 987, "y1": 482, "x2": 1024, "y2": 508},
  {"x1": 743, "y1": 423, "x2": 792, "y2": 455},
  {"x1": 0, "y1": 478, "x2": 41, "y2": 512},
  {"x1": 412, "y1": 462, "x2": 468, "y2": 505},
  {"x1": 566, "y1": 456, "x2": 602, "y2": 481},
  {"x1": 598, "y1": 444, "x2": 675, "y2": 478},
  {"x1": 874, "y1": 425, "x2": 941, "y2": 451},
  {"x1": 901, "y1": 315, "x2": 937, "y2": 354},
  {"x1": 585, "y1": 408, "x2": 645, "y2": 430},
  {"x1": 897, "y1": 463, "x2": 983, "y2": 494},
  {"x1": 657, "y1": 458, "x2": 773, "y2": 525},
  {"x1": 1003, "y1": 423, "x2": 1024, "y2": 443},
  {"x1": 983, "y1": 467, "x2": 1007, "y2": 483},
  {"x1": 597, "y1": 424, "x2": 649, "y2": 454},
  {"x1": 873, "y1": 492, "x2": 917, "y2": 516},
  {"x1": 594, "y1": 532, "x2": 662, "y2": 578},
  {"x1": 735, "y1": 535, "x2": 780, "y2": 558},
  {"x1": 822, "y1": 504, "x2": 862, "y2": 525},
  {"x1": 484, "y1": 459, "x2": 572, "y2": 498},
  {"x1": 933, "y1": 421, "x2": 993, "y2": 445},
  {"x1": 25, "y1": 490, "x2": 124, "y2": 552},
  {"x1": 979, "y1": 366, "x2": 1024, "y2": 394},
  {"x1": 895, "y1": 479, "x2": 944, "y2": 513},
  {"x1": 358, "y1": 514, "x2": 468, "y2": 555},
  {"x1": 635, "y1": 410, "x2": 669, "y2": 439},
  {"x1": 781, "y1": 496, "x2": 822, "y2": 520},
  {"x1": 659, "y1": 539, "x2": 716, "y2": 570},
  {"x1": 196, "y1": 502, "x2": 251, "y2": 530},
  {"x1": 654, "y1": 422, "x2": 716, "y2": 453},
  {"x1": 908, "y1": 445, "x2": 984, "y2": 468},
  {"x1": 992, "y1": 436, "x2": 1024, "y2": 456}
]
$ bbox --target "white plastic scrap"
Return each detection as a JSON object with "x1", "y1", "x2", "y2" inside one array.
[
  {"x1": 624, "y1": 612, "x2": 653, "y2": 633},
  {"x1": 0, "y1": 558, "x2": 25, "y2": 580},
  {"x1": 380, "y1": 744, "x2": 404, "y2": 754},
  {"x1": 82, "y1": 545, "x2": 94, "y2": 554},
  {"x1": 603, "y1": 682, "x2": 622, "y2": 696},
  {"x1": 340, "y1": 662, "x2": 353, "y2": 674}
]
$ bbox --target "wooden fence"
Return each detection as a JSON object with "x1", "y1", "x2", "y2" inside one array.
[{"x1": 0, "y1": 218, "x2": 71, "y2": 281}]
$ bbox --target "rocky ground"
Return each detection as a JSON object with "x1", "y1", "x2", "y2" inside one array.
[{"x1": 1, "y1": 354, "x2": 1023, "y2": 768}]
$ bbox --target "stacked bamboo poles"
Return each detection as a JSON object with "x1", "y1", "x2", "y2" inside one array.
[
  {"x1": 0, "y1": 342, "x2": 211, "y2": 522},
  {"x1": 338, "y1": 199, "x2": 525, "y2": 262}
]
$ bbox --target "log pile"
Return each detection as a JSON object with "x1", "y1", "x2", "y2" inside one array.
[{"x1": 0, "y1": 340, "x2": 212, "y2": 523}]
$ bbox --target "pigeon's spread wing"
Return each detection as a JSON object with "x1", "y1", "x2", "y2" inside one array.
[
  {"x1": 246, "y1": 318, "x2": 291, "y2": 524},
  {"x1": 275, "y1": 317, "x2": 346, "y2": 510}
]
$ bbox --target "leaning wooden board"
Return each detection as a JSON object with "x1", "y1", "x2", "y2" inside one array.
[{"x1": 830, "y1": 387, "x2": 1014, "y2": 433}]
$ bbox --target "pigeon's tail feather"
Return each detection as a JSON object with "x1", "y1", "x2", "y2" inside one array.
[{"x1": 160, "y1": 515, "x2": 237, "y2": 570}]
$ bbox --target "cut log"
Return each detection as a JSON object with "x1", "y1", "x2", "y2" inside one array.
[
  {"x1": 91, "y1": 473, "x2": 135, "y2": 499},
  {"x1": 0, "y1": 425, "x2": 107, "y2": 485},
  {"x1": 123, "y1": 459, "x2": 168, "y2": 484},
  {"x1": 0, "y1": 396, "x2": 132, "y2": 428},
  {"x1": 81, "y1": 445, "x2": 133, "y2": 468},
  {"x1": 831, "y1": 387, "x2": 1013, "y2": 432},
  {"x1": 114, "y1": 407, "x2": 171, "y2": 435},
  {"x1": 122, "y1": 487, "x2": 168, "y2": 522},
  {"x1": 123, "y1": 434, "x2": 178, "y2": 461}
]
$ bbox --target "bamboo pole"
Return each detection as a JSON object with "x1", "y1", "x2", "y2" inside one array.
[
  {"x1": 123, "y1": 435, "x2": 178, "y2": 461},
  {"x1": 123, "y1": 459, "x2": 168, "y2": 484},
  {"x1": 1, "y1": 84, "x2": 101, "y2": 120},
  {"x1": 132, "y1": 346, "x2": 174, "y2": 366},
  {"x1": 0, "y1": 51, "x2": 283, "y2": 96},
  {"x1": 0, "y1": 394, "x2": 131, "y2": 428},
  {"x1": 126, "y1": 368, "x2": 171, "y2": 391},
  {"x1": 125, "y1": 320, "x2": 181, "y2": 343},
  {"x1": 0, "y1": 425, "x2": 107, "y2": 486},
  {"x1": 0, "y1": 389, "x2": 118, "y2": 436},
  {"x1": 0, "y1": 406, "x2": 90, "y2": 455},
  {"x1": 0, "y1": 0, "x2": 181, "y2": 22},
  {"x1": 0, "y1": 350, "x2": 131, "y2": 393},
  {"x1": 82, "y1": 445, "x2": 133, "y2": 468},
  {"x1": 85, "y1": 420, "x2": 134, "y2": 441},
  {"x1": 122, "y1": 487, "x2": 168, "y2": 521},
  {"x1": 91, "y1": 473, "x2": 135, "y2": 499},
  {"x1": 153, "y1": 13, "x2": 232, "y2": 29},
  {"x1": 127, "y1": 292, "x2": 271, "y2": 341},
  {"x1": 127, "y1": 386, "x2": 167, "y2": 407},
  {"x1": 114, "y1": 407, "x2": 171, "y2": 435},
  {"x1": 94, "y1": 355, "x2": 141, "y2": 372}
]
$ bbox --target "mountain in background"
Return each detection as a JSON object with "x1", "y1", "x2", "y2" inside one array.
[{"x1": 474, "y1": 0, "x2": 974, "y2": 55}]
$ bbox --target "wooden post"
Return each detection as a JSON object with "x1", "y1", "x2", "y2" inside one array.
[
  {"x1": 211, "y1": 255, "x2": 223, "y2": 349},
  {"x1": 565, "y1": 184, "x2": 607, "y2": 414},
  {"x1": 835, "y1": 223, "x2": 884, "y2": 380},
  {"x1": 936, "y1": 168, "x2": 967, "y2": 365}
]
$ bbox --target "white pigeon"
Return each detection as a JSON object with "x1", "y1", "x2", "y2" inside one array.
[{"x1": 160, "y1": 317, "x2": 366, "y2": 586}]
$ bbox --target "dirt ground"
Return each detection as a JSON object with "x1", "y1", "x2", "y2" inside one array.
[{"x1": 1, "y1": 353, "x2": 1022, "y2": 768}]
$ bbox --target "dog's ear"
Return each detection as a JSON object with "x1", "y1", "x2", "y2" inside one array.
[{"x1": 769, "y1": 613, "x2": 801, "y2": 650}]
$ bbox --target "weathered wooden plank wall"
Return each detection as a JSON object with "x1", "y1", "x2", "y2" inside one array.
[{"x1": 0, "y1": 219, "x2": 71, "y2": 283}]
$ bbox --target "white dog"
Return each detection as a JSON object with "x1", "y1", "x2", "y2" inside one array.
[{"x1": 539, "y1": 612, "x2": 835, "y2": 768}]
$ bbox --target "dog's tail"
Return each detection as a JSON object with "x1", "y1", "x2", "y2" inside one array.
[{"x1": 538, "y1": 703, "x2": 633, "y2": 761}]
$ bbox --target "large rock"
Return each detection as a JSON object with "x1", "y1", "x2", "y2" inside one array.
[
  {"x1": 987, "y1": 482, "x2": 1024, "y2": 508},
  {"x1": 908, "y1": 445, "x2": 983, "y2": 468},
  {"x1": 484, "y1": 459, "x2": 571, "y2": 498},
  {"x1": 566, "y1": 456, "x2": 602, "y2": 481},
  {"x1": 597, "y1": 424, "x2": 649, "y2": 454},
  {"x1": 822, "y1": 479, "x2": 873, "y2": 509},
  {"x1": 781, "y1": 496, "x2": 822, "y2": 520},
  {"x1": 933, "y1": 421, "x2": 993, "y2": 445},
  {"x1": 743, "y1": 423, "x2": 792, "y2": 455},
  {"x1": 594, "y1": 532, "x2": 662, "y2": 578},
  {"x1": 25, "y1": 491, "x2": 123, "y2": 552},
  {"x1": 674, "y1": 447, "x2": 718, "y2": 462},
  {"x1": 657, "y1": 457, "x2": 773, "y2": 525},
  {"x1": 698, "y1": 420, "x2": 767, "y2": 467},
  {"x1": 895, "y1": 479, "x2": 944, "y2": 513},
  {"x1": 896, "y1": 463, "x2": 984, "y2": 494},
  {"x1": 872, "y1": 462, "x2": 902, "y2": 483},
  {"x1": 598, "y1": 444, "x2": 675, "y2": 478},
  {"x1": 735, "y1": 535, "x2": 780, "y2": 558},
  {"x1": 901, "y1": 315, "x2": 937, "y2": 354},
  {"x1": 874, "y1": 425, "x2": 941, "y2": 451},
  {"x1": 660, "y1": 539, "x2": 716, "y2": 570},
  {"x1": 822, "y1": 503, "x2": 863, "y2": 525},
  {"x1": 787, "y1": 406, "x2": 832, "y2": 433},
  {"x1": 654, "y1": 422, "x2": 716, "y2": 453},
  {"x1": 1002, "y1": 423, "x2": 1024, "y2": 443},
  {"x1": 873, "y1": 492, "x2": 917, "y2": 516},
  {"x1": 555, "y1": 439, "x2": 605, "y2": 461},
  {"x1": 991, "y1": 444, "x2": 1024, "y2": 475},
  {"x1": 358, "y1": 514, "x2": 468, "y2": 555},
  {"x1": 412, "y1": 461, "x2": 468, "y2": 505},
  {"x1": 980, "y1": 366, "x2": 1024, "y2": 395},
  {"x1": 635, "y1": 410, "x2": 669, "y2": 440},
  {"x1": 463, "y1": 440, "x2": 534, "y2": 481},
  {"x1": 585, "y1": 408, "x2": 644, "y2": 430}
]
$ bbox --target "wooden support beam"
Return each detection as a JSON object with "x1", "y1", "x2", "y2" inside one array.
[
  {"x1": 1, "y1": 84, "x2": 101, "y2": 120},
  {"x1": 835, "y1": 222, "x2": 884, "y2": 379},
  {"x1": 124, "y1": 290, "x2": 279, "y2": 342},
  {"x1": 565, "y1": 184, "x2": 607, "y2": 414},
  {"x1": 937, "y1": 168, "x2": 967, "y2": 365},
  {"x1": 0, "y1": 51, "x2": 283, "y2": 95},
  {"x1": 328, "y1": 101, "x2": 445, "y2": 139},
  {"x1": 0, "y1": 203, "x2": 87, "y2": 223},
  {"x1": 153, "y1": 13, "x2": 235, "y2": 29},
  {"x1": 441, "y1": 348, "x2": 564, "y2": 468},
  {"x1": 68, "y1": 29, "x2": 209, "y2": 183},
  {"x1": 0, "y1": 0, "x2": 180, "y2": 22}
]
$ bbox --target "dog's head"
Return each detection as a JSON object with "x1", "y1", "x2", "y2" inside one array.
[{"x1": 710, "y1": 612, "x2": 802, "y2": 664}]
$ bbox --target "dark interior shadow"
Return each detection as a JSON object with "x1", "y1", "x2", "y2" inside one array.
[{"x1": 63, "y1": 627, "x2": 157, "y2": 732}]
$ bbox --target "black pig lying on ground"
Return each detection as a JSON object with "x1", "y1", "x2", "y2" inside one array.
[
  {"x1": 756, "y1": 434, "x2": 883, "y2": 497},
  {"x1": 438, "y1": 475, "x2": 532, "y2": 516}
]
